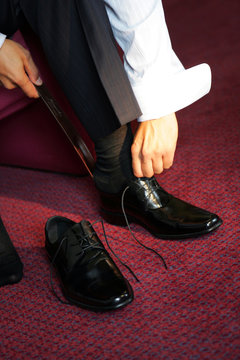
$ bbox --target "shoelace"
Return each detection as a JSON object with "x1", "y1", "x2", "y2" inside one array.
[
  {"x1": 49, "y1": 219, "x2": 140, "y2": 304},
  {"x1": 121, "y1": 186, "x2": 168, "y2": 270},
  {"x1": 50, "y1": 183, "x2": 167, "y2": 304}
]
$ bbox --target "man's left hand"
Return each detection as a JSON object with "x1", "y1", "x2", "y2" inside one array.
[{"x1": 131, "y1": 113, "x2": 178, "y2": 178}]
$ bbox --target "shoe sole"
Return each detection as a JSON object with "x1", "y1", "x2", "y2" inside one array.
[
  {"x1": 63, "y1": 290, "x2": 134, "y2": 312},
  {"x1": 100, "y1": 208, "x2": 223, "y2": 240}
]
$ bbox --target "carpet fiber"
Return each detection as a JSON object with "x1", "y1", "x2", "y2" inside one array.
[{"x1": 0, "y1": 0, "x2": 240, "y2": 359}]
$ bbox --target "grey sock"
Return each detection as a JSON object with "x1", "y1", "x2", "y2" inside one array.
[{"x1": 93, "y1": 123, "x2": 134, "y2": 193}]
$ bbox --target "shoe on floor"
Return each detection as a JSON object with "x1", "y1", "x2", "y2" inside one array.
[
  {"x1": 45, "y1": 216, "x2": 134, "y2": 311},
  {"x1": 0, "y1": 216, "x2": 23, "y2": 287},
  {"x1": 98, "y1": 176, "x2": 223, "y2": 240}
]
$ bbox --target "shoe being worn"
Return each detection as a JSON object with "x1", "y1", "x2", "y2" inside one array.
[
  {"x1": 45, "y1": 216, "x2": 133, "y2": 311},
  {"x1": 0, "y1": 216, "x2": 23, "y2": 287},
  {"x1": 98, "y1": 177, "x2": 223, "y2": 240}
]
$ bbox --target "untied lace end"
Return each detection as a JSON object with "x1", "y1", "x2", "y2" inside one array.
[
  {"x1": 92, "y1": 219, "x2": 140, "y2": 282},
  {"x1": 121, "y1": 186, "x2": 168, "y2": 271}
]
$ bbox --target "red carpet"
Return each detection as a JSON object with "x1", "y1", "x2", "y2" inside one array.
[{"x1": 0, "y1": 0, "x2": 240, "y2": 358}]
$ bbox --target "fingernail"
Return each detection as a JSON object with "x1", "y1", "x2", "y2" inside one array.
[{"x1": 35, "y1": 77, "x2": 43, "y2": 86}]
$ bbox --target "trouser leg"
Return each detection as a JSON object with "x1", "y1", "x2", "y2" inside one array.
[
  {"x1": 18, "y1": 0, "x2": 122, "y2": 140},
  {"x1": 20, "y1": 0, "x2": 137, "y2": 190},
  {"x1": 1, "y1": 0, "x2": 136, "y2": 190},
  {"x1": 18, "y1": 0, "x2": 141, "y2": 140},
  {"x1": 1, "y1": 0, "x2": 140, "y2": 139},
  {"x1": 0, "y1": 215, "x2": 23, "y2": 287}
]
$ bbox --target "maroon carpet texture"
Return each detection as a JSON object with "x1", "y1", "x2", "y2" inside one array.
[{"x1": 0, "y1": 0, "x2": 239, "y2": 359}]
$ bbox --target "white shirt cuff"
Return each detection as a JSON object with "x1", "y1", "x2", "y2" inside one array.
[
  {"x1": 135, "y1": 63, "x2": 212, "y2": 122},
  {"x1": 0, "y1": 33, "x2": 7, "y2": 48}
]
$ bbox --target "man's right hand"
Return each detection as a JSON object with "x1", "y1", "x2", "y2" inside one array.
[{"x1": 0, "y1": 39, "x2": 42, "y2": 98}]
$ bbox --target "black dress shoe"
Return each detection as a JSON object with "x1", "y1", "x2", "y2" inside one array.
[
  {"x1": 0, "y1": 216, "x2": 23, "y2": 287},
  {"x1": 45, "y1": 216, "x2": 133, "y2": 311},
  {"x1": 98, "y1": 177, "x2": 223, "y2": 240}
]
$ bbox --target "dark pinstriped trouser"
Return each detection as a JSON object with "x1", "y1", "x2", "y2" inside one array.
[{"x1": 0, "y1": 0, "x2": 141, "y2": 140}]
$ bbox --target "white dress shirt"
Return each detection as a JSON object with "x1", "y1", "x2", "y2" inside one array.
[
  {"x1": 0, "y1": 33, "x2": 6, "y2": 48},
  {"x1": 0, "y1": 0, "x2": 211, "y2": 122},
  {"x1": 104, "y1": 0, "x2": 211, "y2": 121}
]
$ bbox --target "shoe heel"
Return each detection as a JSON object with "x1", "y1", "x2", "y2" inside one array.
[{"x1": 101, "y1": 209, "x2": 130, "y2": 226}]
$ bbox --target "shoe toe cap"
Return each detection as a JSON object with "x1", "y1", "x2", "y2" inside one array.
[
  {"x1": 87, "y1": 277, "x2": 134, "y2": 310},
  {"x1": 65, "y1": 269, "x2": 134, "y2": 311},
  {"x1": 206, "y1": 213, "x2": 223, "y2": 230}
]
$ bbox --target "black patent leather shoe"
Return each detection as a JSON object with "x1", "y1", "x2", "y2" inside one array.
[
  {"x1": 98, "y1": 177, "x2": 223, "y2": 240},
  {"x1": 0, "y1": 216, "x2": 23, "y2": 287},
  {"x1": 45, "y1": 216, "x2": 133, "y2": 311}
]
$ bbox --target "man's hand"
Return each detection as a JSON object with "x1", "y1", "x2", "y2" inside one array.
[
  {"x1": 131, "y1": 113, "x2": 178, "y2": 178},
  {"x1": 0, "y1": 39, "x2": 42, "y2": 98}
]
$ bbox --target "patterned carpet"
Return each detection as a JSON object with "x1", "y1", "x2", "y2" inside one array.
[{"x1": 0, "y1": 0, "x2": 240, "y2": 359}]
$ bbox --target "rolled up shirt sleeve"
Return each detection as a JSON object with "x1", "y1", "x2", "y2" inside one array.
[
  {"x1": 0, "y1": 33, "x2": 6, "y2": 48},
  {"x1": 104, "y1": 0, "x2": 211, "y2": 121}
]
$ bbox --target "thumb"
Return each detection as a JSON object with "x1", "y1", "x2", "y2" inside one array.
[
  {"x1": 34, "y1": 76, "x2": 43, "y2": 86},
  {"x1": 23, "y1": 53, "x2": 42, "y2": 86}
]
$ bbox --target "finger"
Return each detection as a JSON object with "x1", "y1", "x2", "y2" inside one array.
[
  {"x1": 22, "y1": 49, "x2": 42, "y2": 85},
  {"x1": 140, "y1": 155, "x2": 154, "y2": 178},
  {"x1": 0, "y1": 77, "x2": 17, "y2": 90},
  {"x1": 131, "y1": 143, "x2": 144, "y2": 177},
  {"x1": 152, "y1": 156, "x2": 164, "y2": 174},
  {"x1": 18, "y1": 73, "x2": 39, "y2": 98},
  {"x1": 162, "y1": 151, "x2": 175, "y2": 170},
  {"x1": 132, "y1": 155, "x2": 144, "y2": 178}
]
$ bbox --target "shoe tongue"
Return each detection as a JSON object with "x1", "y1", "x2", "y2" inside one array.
[
  {"x1": 62, "y1": 223, "x2": 84, "y2": 270},
  {"x1": 132, "y1": 177, "x2": 169, "y2": 209},
  {"x1": 80, "y1": 220, "x2": 95, "y2": 243},
  {"x1": 63, "y1": 221, "x2": 103, "y2": 270},
  {"x1": 79, "y1": 220, "x2": 105, "y2": 261}
]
